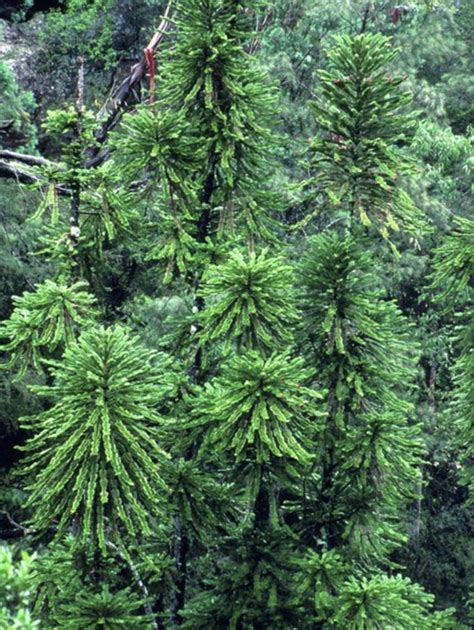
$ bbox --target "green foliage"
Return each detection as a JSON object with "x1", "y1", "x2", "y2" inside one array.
[
  {"x1": 1, "y1": 0, "x2": 472, "y2": 625},
  {"x1": 54, "y1": 584, "x2": 151, "y2": 629},
  {"x1": 79, "y1": 177, "x2": 142, "y2": 248},
  {"x1": 40, "y1": 106, "x2": 97, "y2": 182},
  {"x1": 300, "y1": 233, "x2": 417, "y2": 417},
  {"x1": 181, "y1": 527, "x2": 301, "y2": 630},
  {"x1": 0, "y1": 545, "x2": 39, "y2": 629},
  {"x1": 304, "y1": 33, "x2": 423, "y2": 238},
  {"x1": 298, "y1": 232, "x2": 424, "y2": 562},
  {"x1": 295, "y1": 549, "x2": 348, "y2": 621},
  {"x1": 331, "y1": 574, "x2": 456, "y2": 629},
  {"x1": 161, "y1": 0, "x2": 280, "y2": 243},
  {"x1": 0, "y1": 182, "x2": 44, "y2": 322},
  {"x1": 20, "y1": 325, "x2": 171, "y2": 551},
  {"x1": 432, "y1": 217, "x2": 474, "y2": 303},
  {"x1": 39, "y1": 0, "x2": 167, "y2": 71},
  {"x1": 432, "y1": 218, "x2": 474, "y2": 495},
  {"x1": 199, "y1": 248, "x2": 297, "y2": 352},
  {"x1": 0, "y1": 279, "x2": 97, "y2": 380},
  {"x1": 0, "y1": 62, "x2": 37, "y2": 153},
  {"x1": 111, "y1": 106, "x2": 201, "y2": 190},
  {"x1": 165, "y1": 457, "x2": 233, "y2": 541},
  {"x1": 111, "y1": 106, "x2": 202, "y2": 282},
  {"x1": 30, "y1": 534, "x2": 139, "y2": 628},
  {"x1": 39, "y1": 0, "x2": 117, "y2": 70},
  {"x1": 199, "y1": 351, "x2": 320, "y2": 468}
]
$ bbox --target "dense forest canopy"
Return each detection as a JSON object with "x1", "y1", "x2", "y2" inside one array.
[{"x1": 0, "y1": 1, "x2": 472, "y2": 628}]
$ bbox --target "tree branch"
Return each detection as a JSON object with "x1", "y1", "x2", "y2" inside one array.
[
  {"x1": 106, "y1": 541, "x2": 159, "y2": 630},
  {"x1": 0, "y1": 3, "x2": 174, "y2": 178},
  {"x1": 85, "y1": 0, "x2": 174, "y2": 168},
  {"x1": 0, "y1": 150, "x2": 59, "y2": 168},
  {"x1": 0, "y1": 158, "x2": 70, "y2": 195},
  {"x1": 0, "y1": 511, "x2": 33, "y2": 539},
  {"x1": 0, "y1": 159, "x2": 42, "y2": 186},
  {"x1": 248, "y1": 7, "x2": 273, "y2": 55}
]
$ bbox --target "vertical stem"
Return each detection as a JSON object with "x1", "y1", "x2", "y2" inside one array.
[
  {"x1": 254, "y1": 482, "x2": 270, "y2": 529},
  {"x1": 359, "y1": 2, "x2": 372, "y2": 34},
  {"x1": 413, "y1": 469, "x2": 423, "y2": 544},
  {"x1": 171, "y1": 150, "x2": 218, "y2": 628},
  {"x1": 70, "y1": 57, "x2": 84, "y2": 269},
  {"x1": 170, "y1": 515, "x2": 189, "y2": 626},
  {"x1": 428, "y1": 351, "x2": 436, "y2": 417}
]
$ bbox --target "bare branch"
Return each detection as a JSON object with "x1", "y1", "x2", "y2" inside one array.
[
  {"x1": 0, "y1": 159, "x2": 44, "y2": 187},
  {"x1": 0, "y1": 158, "x2": 70, "y2": 195},
  {"x1": 0, "y1": 150, "x2": 59, "y2": 169},
  {"x1": 106, "y1": 540, "x2": 159, "y2": 630},
  {"x1": 0, "y1": 512, "x2": 33, "y2": 539},
  {"x1": 248, "y1": 7, "x2": 273, "y2": 55},
  {"x1": 0, "y1": 2, "x2": 173, "y2": 178}
]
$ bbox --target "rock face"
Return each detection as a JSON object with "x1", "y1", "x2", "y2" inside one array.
[
  {"x1": 0, "y1": 18, "x2": 41, "y2": 150},
  {"x1": 0, "y1": 19, "x2": 38, "y2": 83}
]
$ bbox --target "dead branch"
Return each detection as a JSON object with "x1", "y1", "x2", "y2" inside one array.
[
  {"x1": 88, "y1": 1, "x2": 174, "y2": 156},
  {"x1": 0, "y1": 158, "x2": 70, "y2": 195},
  {"x1": 0, "y1": 511, "x2": 33, "y2": 539},
  {"x1": 248, "y1": 7, "x2": 273, "y2": 55},
  {"x1": 0, "y1": 150, "x2": 59, "y2": 169},
  {"x1": 0, "y1": 4, "x2": 173, "y2": 177},
  {"x1": 0, "y1": 158, "x2": 44, "y2": 187}
]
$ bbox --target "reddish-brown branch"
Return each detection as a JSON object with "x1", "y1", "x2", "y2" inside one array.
[
  {"x1": 144, "y1": 47, "x2": 156, "y2": 104},
  {"x1": 87, "y1": 1, "x2": 173, "y2": 163}
]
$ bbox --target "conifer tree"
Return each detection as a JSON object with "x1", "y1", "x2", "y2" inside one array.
[
  {"x1": 0, "y1": 6, "x2": 463, "y2": 629},
  {"x1": 287, "y1": 33, "x2": 457, "y2": 628},
  {"x1": 298, "y1": 232, "x2": 424, "y2": 563},
  {"x1": 432, "y1": 218, "x2": 474, "y2": 491},
  {"x1": 19, "y1": 326, "x2": 171, "y2": 552},
  {"x1": 114, "y1": 2, "x2": 298, "y2": 623},
  {"x1": 302, "y1": 33, "x2": 424, "y2": 239}
]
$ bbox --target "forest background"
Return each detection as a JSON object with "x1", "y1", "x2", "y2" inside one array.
[{"x1": 0, "y1": 0, "x2": 472, "y2": 628}]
